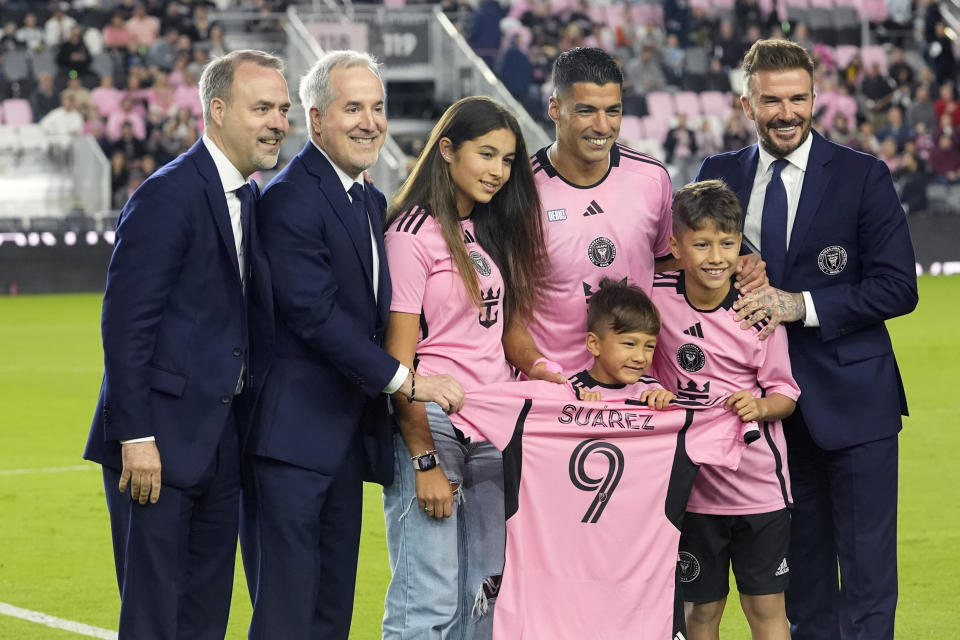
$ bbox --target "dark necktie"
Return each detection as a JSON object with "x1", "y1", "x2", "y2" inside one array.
[
  {"x1": 348, "y1": 182, "x2": 373, "y2": 272},
  {"x1": 760, "y1": 158, "x2": 789, "y2": 287},
  {"x1": 235, "y1": 182, "x2": 255, "y2": 285}
]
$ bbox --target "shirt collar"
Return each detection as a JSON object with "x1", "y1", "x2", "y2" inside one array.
[
  {"x1": 757, "y1": 129, "x2": 813, "y2": 176},
  {"x1": 202, "y1": 135, "x2": 246, "y2": 193},
  {"x1": 311, "y1": 137, "x2": 364, "y2": 195}
]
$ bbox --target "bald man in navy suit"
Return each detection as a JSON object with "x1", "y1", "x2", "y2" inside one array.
[{"x1": 695, "y1": 40, "x2": 918, "y2": 640}]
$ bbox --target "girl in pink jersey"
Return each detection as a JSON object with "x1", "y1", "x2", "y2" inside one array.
[{"x1": 381, "y1": 96, "x2": 548, "y2": 640}]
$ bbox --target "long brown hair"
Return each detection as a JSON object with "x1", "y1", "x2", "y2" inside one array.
[{"x1": 388, "y1": 96, "x2": 548, "y2": 324}]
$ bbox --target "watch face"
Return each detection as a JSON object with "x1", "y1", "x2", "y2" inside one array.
[{"x1": 416, "y1": 454, "x2": 437, "y2": 471}]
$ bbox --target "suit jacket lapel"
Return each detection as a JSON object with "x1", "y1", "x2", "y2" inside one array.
[
  {"x1": 190, "y1": 139, "x2": 242, "y2": 287},
  {"x1": 300, "y1": 143, "x2": 375, "y2": 290},
  {"x1": 786, "y1": 130, "x2": 833, "y2": 272}
]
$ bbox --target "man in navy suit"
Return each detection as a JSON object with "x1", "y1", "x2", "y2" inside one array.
[
  {"x1": 243, "y1": 50, "x2": 465, "y2": 639},
  {"x1": 695, "y1": 40, "x2": 918, "y2": 639},
  {"x1": 84, "y1": 50, "x2": 290, "y2": 639}
]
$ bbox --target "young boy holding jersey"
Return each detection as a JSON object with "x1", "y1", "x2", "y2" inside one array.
[
  {"x1": 570, "y1": 277, "x2": 675, "y2": 407},
  {"x1": 650, "y1": 180, "x2": 800, "y2": 640}
]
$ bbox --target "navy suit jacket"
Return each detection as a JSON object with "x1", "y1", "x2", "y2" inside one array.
[
  {"x1": 696, "y1": 130, "x2": 918, "y2": 450},
  {"x1": 85, "y1": 139, "x2": 274, "y2": 488},
  {"x1": 246, "y1": 142, "x2": 397, "y2": 483}
]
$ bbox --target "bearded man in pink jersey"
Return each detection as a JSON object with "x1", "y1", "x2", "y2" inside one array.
[{"x1": 503, "y1": 47, "x2": 767, "y2": 377}]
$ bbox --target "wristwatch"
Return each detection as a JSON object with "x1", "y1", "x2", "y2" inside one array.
[{"x1": 412, "y1": 450, "x2": 440, "y2": 472}]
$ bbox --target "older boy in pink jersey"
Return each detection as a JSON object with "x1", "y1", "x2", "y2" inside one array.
[{"x1": 651, "y1": 180, "x2": 800, "y2": 640}]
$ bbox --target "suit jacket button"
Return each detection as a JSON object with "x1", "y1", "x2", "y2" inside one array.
[
  {"x1": 233, "y1": 348, "x2": 242, "y2": 357},
  {"x1": 220, "y1": 396, "x2": 230, "y2": 404}
]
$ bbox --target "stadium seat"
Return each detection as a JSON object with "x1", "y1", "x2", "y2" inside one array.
[
  {"x1": 645, "y1": 92, "x2": 675, "y2": 120},
  {"x1": 3, "y1": 50, "x2": 30, "y2": 83},
  {"x1": 91, "y1": 52, "x2": 114, "y2": 80},
  {"x1": 31, "y1": 49, "x2": 57, "y2": 78},
  {"x1": 700, "y1": 91, "x2": 733, "y2": 120},
  {"x1": 833, "y1": 45, "x2": 860, "y2": 70},
  {"x1": 860, "y1": 45, "x2": 889, "y2": 75},
  {"x1": 0, "y1": 124, "x2": 21, "y2": 155},
  {"x1": 857, "y1": 0, "x2": 888, "y2": 21},
  {"x1": 64, "y1": 212, "x2": 97, "y2": 233},
  {"x1": 641, "y1": 115, "x2": 671, "y2": 145},
  {"x1": 2, "y1": 99, "x2": 33, "y2": 127},
  {"x1": 18, "y1": 124, "x2": 50, "y2": 155},
  {"x1": 619, "y1": 115, "x2": 644, "y2": 146},
  {"x1": 674, "y1": 91, "x2": 702, "y2": 119}
]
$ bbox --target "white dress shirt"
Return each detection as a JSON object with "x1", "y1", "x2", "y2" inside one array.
[
  {"x1": 744, "y1": 134, "x2": 820, "y2": 327},
  {"x1": 310, "y1": 140, "x2": 409, "y2": 394}
]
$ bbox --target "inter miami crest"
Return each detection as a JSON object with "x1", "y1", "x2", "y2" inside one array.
[
  {"x1": 469, "y1": 250, "x2": 492, "y2": 277},
  {"x1": 587, "y1": 237, "x2": 617, "y2": 267},
  {"x1": 817, "y1": 245, "x2": 847, "y2": 275},
  {"x1": 678, "y1": 551, "x2": 700, "y2": 583},
  {"x1": 677, "y1": 344, "x2": 705, "y2": 372}
]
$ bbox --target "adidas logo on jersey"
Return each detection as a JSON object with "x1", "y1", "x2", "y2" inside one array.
[
  {"x1": 775, "y1": 558, "x2": 789, "y2": 576},
  {"x1": 675, "y1": 633, "x2": 687, "y2": 640},
  {"x1": 682, "y1": 322, "x2": 704, "y2": 338},
  {"x1": 582, "y1": 199, "x2": 604, "y2": 217}
]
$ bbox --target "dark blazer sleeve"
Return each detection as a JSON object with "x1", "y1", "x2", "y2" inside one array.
[
  {"x1": 807, "y1": 157, "x2": 918, "y2": 342},
  {"x1": 258, "y1": 176, "x2": 399, "y2": 396},
  {"x1": 100, "y1": 175, "x2": 190, "y2": 441}
]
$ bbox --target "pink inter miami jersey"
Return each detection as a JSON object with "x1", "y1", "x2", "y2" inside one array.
[
  {"x1": 529, "y1": 143, "x2": 673, "y2": 373},
  {"x1": 450, "y1": 380, "x2": 755, "y2": 640},
  {"x1": 567, "y1": 369, "x2": 666, "y2": 401},
  {"x1": 385, "y1": 208, "x2": 513, "y2": 388},
  {"x1": 650, "y1": 271, "x2": 801, "y2": 515}
]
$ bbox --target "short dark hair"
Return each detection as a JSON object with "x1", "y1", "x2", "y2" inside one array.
[
  {"x1": 552, "y1": 47, "x2": 623, "y2": 96},
  {"x1": 672, "y1": 180, "x2": 742, "y2": 235},
  {"x1": 742, "y1": 39, "x2": 815, "y2": 97},
  {"x1": 587, "y1": 278, "x2": 660, "y2": 336}
]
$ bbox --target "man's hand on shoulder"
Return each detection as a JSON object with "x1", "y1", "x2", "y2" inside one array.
[
  {"x1": 733, "y1": 285, "x2": 805, "y2": 339},
  {"x1": 734, "y1": 253, "x2": 769, "y2": 294},
  {"x1": 119, "y1": 441, "x2": 162, "y2": 504}
]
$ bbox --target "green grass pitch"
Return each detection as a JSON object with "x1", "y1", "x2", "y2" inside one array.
[{"x1": 1, "y1": 275, "x2": 957, "y2": 638}]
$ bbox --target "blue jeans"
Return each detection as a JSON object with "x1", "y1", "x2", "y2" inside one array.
[{"x1": 383, "y1": 402, "x2": 505, "y2": 640}]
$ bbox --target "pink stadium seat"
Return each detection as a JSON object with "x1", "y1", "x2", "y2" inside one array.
[
  {"x1": 2, "y1": 99, "x2": 32, "y2": 126},
  {"x1": 631, "y1": 4, "x2": 664, "y2": 28},
  {"x1": 860, "y1": 44, "x2": 888, "y2": 75},
  {"x1": 785, "y1": 0, "x2": 810, "y2": 8},
  {"x1": 674, "y1": 91, "x2": 701, "y2": 118},
  {"x1": 833, "y1": 45, "x2": 860, "y2": 69},
  {"x1": 700, "y1": 91, "x2": 734, "y2": 119},
  {"x1": 809, "y1": 0, "x2": 833, "y2": 8},
  {"x1": 619, "y1": 115, "x2": 644, "y2": 146},
  {"x1": 645, "y1": 92, "x2": 675, "y2": 119},
  {"x1": 857, "y1": 0, "x2": 888, "y2": 21},
  {"x1": 641, "y1": 114, "x2": 671, "y2": 144}
]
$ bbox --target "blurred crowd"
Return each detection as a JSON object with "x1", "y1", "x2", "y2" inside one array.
[
  {"x1": 468, "y1": 0, "x2": 960, "y2": 213},
  {"x1": 2, "y1": 0, "x2": 958, "y2": 215},
  {"x1": 0, "y1": 0, "x2": 287, "y2": 208}
]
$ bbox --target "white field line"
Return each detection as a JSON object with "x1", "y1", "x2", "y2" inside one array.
[
  {"x1": 0, "y1": 602, "x2": 117, "y2": 639},
  {"x1": 0, "y1": 464, "x2": 97, "y2": 476}
]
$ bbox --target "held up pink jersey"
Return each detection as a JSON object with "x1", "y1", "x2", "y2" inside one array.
[
  {"x1": 385, "y1": 208, "x2": 513, "y2": 388},
  {"x1": 449, "y1": 380, "x2": 755, "y2": 640},
  {"x1": 529, "y1": 144, "x2": 673, "y2": 373},
  {"x1": 650, "y1": 271, "x2": 801, "y2": 515}
]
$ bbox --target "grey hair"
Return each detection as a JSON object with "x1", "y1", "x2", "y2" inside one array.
[
  {"x1": 199, "y1": 49, "x2": 285, "y2": 124},
  {"x1": 298, "y1": 50, "x2": 385, "y2": 124}
]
